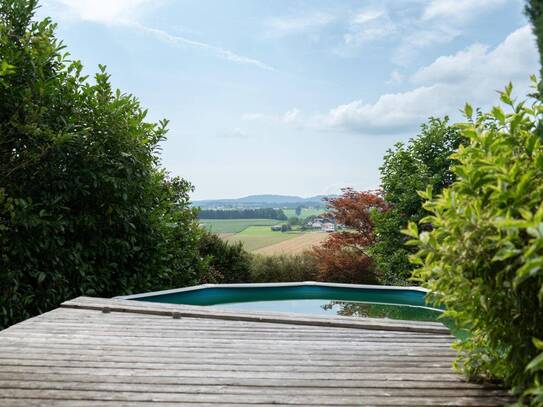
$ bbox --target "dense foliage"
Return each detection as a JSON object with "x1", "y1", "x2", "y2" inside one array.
[
  {"x1": 312, "y1": 189, "x2": 386, "y2": 284},
  {"x1": 0, "y1": 0, "x2": 205, "y2": 328},
  {"x1": 406, "y1": 83, "x2": 543, "y2": 405},
  {"x1": 198, "y1": 230, "x2": 252, "y2": 283},
  {"x1": 198, "y1": 208, "x2": 287, "y2": 220},
  {"x1": 249, "y1": 253, "x2": 318, "y2": 283},
  {"x1": 371, "y1": 118, "x2": 464, "y2": 284},
  {"x1": 527, "y1": 0, "x2": 543, "y2": 84}
]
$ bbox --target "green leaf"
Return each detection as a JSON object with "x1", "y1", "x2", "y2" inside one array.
[
  {"x1": 464, "y1": 103, "x2": 473, "y2": 119},
  {"x1": 491, "y1": 106, "x2": 506, "y2": 124},
  {"x1": 402, "y1": 222, "x2": 419, "y2": 238},
  {"x1": 526, "y1": 352, "x2": 543, "y2": 372},
  {"x1": 533, "y1": 338, "x2": 543, "y2": 350},
  {"x1": 37, "y1": 272, "x2": 46, "y2": 284}
]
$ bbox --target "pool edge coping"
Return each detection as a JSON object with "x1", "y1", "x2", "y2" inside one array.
[
  {"x1": 115, "y1": 281, "x2": 429, "y2": 300},
  {"x1": 61, "y1": 296, "x2": 451, "y2": 335}
]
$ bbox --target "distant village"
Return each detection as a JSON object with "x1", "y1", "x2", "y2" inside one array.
[{"x1": 271, "y1": 215, "x2": 340, "y2": 233}]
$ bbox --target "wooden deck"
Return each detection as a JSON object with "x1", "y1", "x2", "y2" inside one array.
[{"x1": 0, "y1": 296, "x2": 512, "y2": 406}]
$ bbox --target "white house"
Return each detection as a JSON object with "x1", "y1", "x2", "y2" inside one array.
[{"x1": 322, "y1": 222, "x2": 335, "y2": 232}]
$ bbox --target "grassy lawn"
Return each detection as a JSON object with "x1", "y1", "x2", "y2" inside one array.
[
  {"x1": 200, "y1": 219, "x2": 281, "y2": 233},
  {"x1": 225, "y1": 226, "x2": 302, "y2": 251},
  {"x1": 282, "y1": 208, "x2": 325, "y2": 218}
]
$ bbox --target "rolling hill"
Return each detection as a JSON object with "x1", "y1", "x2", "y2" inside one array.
[{"x1": 193, "y1": 194, "x2": 335, "y2": 209}]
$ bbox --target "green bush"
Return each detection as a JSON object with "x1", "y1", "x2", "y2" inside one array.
[
  {"x1": 0, "y1": 0, "x2": 205, "y2": 328},
  {"x1": 371, "y1": 117, "x2": 464, "y2": 285},
  {"x1": 249, "y1": 252, "x2": 318, "y2": 283},
  {"x1": 407, "y1": 81, "x2": 543, "y2": 405},
  {"x1": 198, "y1": 230, "x2": 252, "y2": 284}
]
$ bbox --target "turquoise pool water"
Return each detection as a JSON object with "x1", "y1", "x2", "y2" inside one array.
[{"x1": 127, "y1": 284, "x2": 444, "y2": 324}]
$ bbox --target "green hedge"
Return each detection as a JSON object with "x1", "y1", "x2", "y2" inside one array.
[
  {"x1": 407, "y1": 81, "x2": 543, "y2": 405},
  {"x1": 0, "y1": 0, "x2": 205, "y2": 329}
]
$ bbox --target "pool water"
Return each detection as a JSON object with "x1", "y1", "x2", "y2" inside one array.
[
  {"x1": 212, "y1": 299, "x2": 442, "y2": 322},
  {"x1": 126, "y1": 284, "x2": 445, "y2": 324}
]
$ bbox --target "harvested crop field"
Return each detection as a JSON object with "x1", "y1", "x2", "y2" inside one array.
[
  {"x1": 253, "y1": 231, "x2": 327, "y2": 255},
  {"x1": 224, "y1": 226, "x2": 300, "y2": 251}
]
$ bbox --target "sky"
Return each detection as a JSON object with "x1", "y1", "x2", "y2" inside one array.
[{"x1": 38, "y1": 0, "x2": 538, "y2": 200}]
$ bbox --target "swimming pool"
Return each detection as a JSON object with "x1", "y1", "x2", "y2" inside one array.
[{"x1": 119, "y1": 282, "x2": 444, "y2": 324}]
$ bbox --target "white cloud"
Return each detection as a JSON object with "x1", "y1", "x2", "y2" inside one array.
[
  {"x1": 313, "y1": 26, "x2": 538, "y2": 135},
  {"x1": 52, "y1": 0, "x2": 154, "y2": 25},
  {"x1": 412, "y1": 44, "x2": 489, "y2": 84},
  {"x1": 344, "y1": 8, "x2": 396, "y2": 45},
  {"x1": 135, "y1": 24, "x2": 274, "y2": 71},
  {"x1": 317, "y1": 85, "x2": 456, "y2": 134},
  {"x1": 283, "y1": 108, "x2": 301, "y2": 124},
  {"x1": 220, "y1": 128, "x2": 249, "y2": 139},
  {"x1": 265, "y1": 13, "x2": 335, "y2": 37},
  {"x1": 422, "y1": 0, "x2": 506, "y2": 22},
  {"x1": 240, "y1": 108, "x2": 303, "y2": 126},
  {"x1": 412, "y1": 25, "x2": 536, "y2": 88},
  {"x1": 386, "y1": 70, "x2": 404, "y2": 85},
  {"x1": 352, "y1": 9, "x2": 385, "y2": 25},
  {"x1": 242, "y1": 113, "x2": 266, "y2": 121},
  {"x1": 392, "y1": 26, "x2": 460, "y2": 66},
  {"x1": 49, "y1": 0, "x2": 274, "y2": 71}
]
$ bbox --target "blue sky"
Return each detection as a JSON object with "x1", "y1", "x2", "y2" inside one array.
[{"x1": 39, "y1": 0, "x2": 537, "y2": 199}]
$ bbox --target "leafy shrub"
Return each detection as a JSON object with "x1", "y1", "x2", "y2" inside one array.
[
  {"x1": 198, "y1": 230, "x2": 252, "y2": 283},
  {"x1": 312, "y1": 189, "x2": 386, "y2": 284},
  {"x1": 406, "y1": 82, "x2": 543, "y2": 405},
  {"x1": 371, "y1": 117, "x2": 464, "y2": 284},
  {"x1": 0, "y1": 0, "x2": 204, "y2": 328},
  {"x1": 249, "y1": 253, "x2": 318, "y2": 283}
]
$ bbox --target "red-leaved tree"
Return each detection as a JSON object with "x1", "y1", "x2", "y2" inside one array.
[{"x1": 312, "y1": 188, "x2": 388, "y2": 284}]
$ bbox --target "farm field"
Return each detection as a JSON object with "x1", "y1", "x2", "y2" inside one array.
[
  {"x1": 224, "y1": 226, "x2": 303, "y2": 252},
  {"x1": 254, "y1": 232, "x2": 327, "y2": 255},
  {"x1": 283, "y1": 208, "x2": 325, "y2": 218},
  {"x1": 202, "y1": 217, "x2": 329, "y2": 254},
  {"x1": 200, "y1": 218, "x2": 281, "y2": 233}
]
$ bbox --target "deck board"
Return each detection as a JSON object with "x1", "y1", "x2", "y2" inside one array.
[{"x1": 0, "y1": 296, "x2": 512, "y2": 406}]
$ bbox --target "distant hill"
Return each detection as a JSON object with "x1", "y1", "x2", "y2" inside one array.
[{"x1": 193, "y1": 194, "x2": 336, "y2": 209}]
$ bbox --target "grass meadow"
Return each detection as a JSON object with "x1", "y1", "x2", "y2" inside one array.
[{"x1": 200, "y1": 219, "x2": 281, "y2": 234}]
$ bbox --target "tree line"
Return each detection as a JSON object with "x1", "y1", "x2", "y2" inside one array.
[{"x1": 198, "y1": 208, "x2": 287, "y2": 220}]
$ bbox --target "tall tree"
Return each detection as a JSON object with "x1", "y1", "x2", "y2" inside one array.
[{"x1": 371, "y1": 117, "x2": 464, "y2": 284}]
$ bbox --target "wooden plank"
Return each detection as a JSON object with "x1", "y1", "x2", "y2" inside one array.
[
  {"x1": 0, "y1": 372, "x2": 503, "y2": 390},
  {"x1": 0, "y1": 402, "x2": 275, "y2": 407},
  {"x1": 0, "y1": 365, "x2": 467, "y2": 381},
  {"x1": 9, "y1": 322, "x2": 455, "y2": 341},
  {"x1": 0, "y1": 359, "x2": 457, "y2": 374},
  {"x1": 0, "y1": 380, "x2": 509, "y2": 397},
  {"x1": 0, "y1": 331, "x2": 454, "y2": 346},
  {"x1": 0, "y1": 339, "x2": 458, "y2": 357},
  {"x1": 0, "y1": 338, "x2": 457, "y2": 355},
  {"x1": 0, "y1": 330, "x2": 454, "y2": 346},
  {"x1": 32, "y1": 315, "x2": 451, "y2": 336},
  {"x1": 0, "y1": 351, "x2": 458, "y2": 367},
  {"x1": 0, "y1": 389, "x2": 513, "y2": 406},
  {"x1": 0, "y1": 344, "x2": 458, "y2": 360}
]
